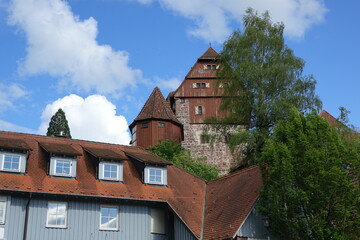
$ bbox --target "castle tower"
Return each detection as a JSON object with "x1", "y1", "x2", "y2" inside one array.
[
  {"x1": 168, "y1": 47, "x2": 236, "y2": 173},
  {"x1": 129, "y1": 87, "x2": 183, "y2": 148}
]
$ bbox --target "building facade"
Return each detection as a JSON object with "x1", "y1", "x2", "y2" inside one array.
[
  {"x1": 0, "y1": 131, "x2": 269, "y2": 240},
  {"x1": 130, "y1": 47, "x2": 238, "y2": 174}
]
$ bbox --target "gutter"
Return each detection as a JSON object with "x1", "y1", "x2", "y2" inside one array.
[{"x1": 23, "y1": 192, "x2": 32, "y2": 240}]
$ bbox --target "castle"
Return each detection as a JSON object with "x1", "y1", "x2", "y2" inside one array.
[{"x1": 129, "y1": 47, "x2": 237, "y2": 173}]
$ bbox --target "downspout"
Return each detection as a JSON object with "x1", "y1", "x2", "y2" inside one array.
[
  {"x1": 23, "y1": 193, "x2": 32, "y2": 240},
  {"x1": 200, "y1": 182, "x2": 207, "y2": 240}
]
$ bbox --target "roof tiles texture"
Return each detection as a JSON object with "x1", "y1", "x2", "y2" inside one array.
[
  {"x1": 0, "y1": 131, "x2": 263, "y2": 240},
  {"x1": 204, "y1": 165, "x2": 263, "y2": 240},
  {"x1": 185, "y1": 47, "x2": 219, "y2": 79},
  {"x1": 131, "y1": 87, "x2": 181, "y2": 126}
]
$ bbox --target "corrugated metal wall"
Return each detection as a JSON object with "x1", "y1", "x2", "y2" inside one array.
[
  {"x1": 236, "y1": 207, "x2": 269, "y2": 239},
  {"x1": 3, "y1": 196, "x2": 27, "y2": 240},
  {"x1": 174, "y1": 217, "x2": 198, "y2": 240},
  {"x1": 2, "y1": 195, "x2": 199, "y2": 240}
]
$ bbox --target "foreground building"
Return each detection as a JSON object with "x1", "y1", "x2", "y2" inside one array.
[
  {"x1": 130, "y1": 47, "x2": 238, "y2": 174},
  {"x1": 0, "y1": 131, "x2": 269, "y2": 240}
]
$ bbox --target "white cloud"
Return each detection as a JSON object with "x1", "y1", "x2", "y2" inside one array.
[
  {"x1": 0, "y1": 83, "x2": 29, "y2": 112},
  {"x1": 38, "y1": 94, "x2": 131, "y2": 144},
  {"x1": 154, "y1": 76, "x2": 182, "y2": 90},
  {"x1": 8, "y1": 0, "x2": 143, "y2": 94},
  {"x1": 0, "y1": 119, "x2": 34, "y2": 133},
  {"x1": 135, "y1": 0, "x2": 327, "y2": 43}
]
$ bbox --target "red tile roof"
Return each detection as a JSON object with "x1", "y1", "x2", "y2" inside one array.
[
  {"x1": 185, "y1": 48, "x2": 219, "y2": 79},
  {"x1": 0, "y1": 131, "x2": 263, "y2": 240},
  {"x1": 40, "y1": 141, "x2": 81, "y2": 156},
  {"x1": 130, "y1": 87, "x2": 182, "y2": 128},
  {"x1": 203, "y1": 165, "x2": 263, "y2": 240},
  {"x1": 0, "y1": 136, "x2": 30, "y2": 151},
  {"x1": 319, "y1": 110, "x2": 340, "y2": 126}
]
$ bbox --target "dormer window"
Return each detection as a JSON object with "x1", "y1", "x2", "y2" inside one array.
[
  {"x1": 0, "y1": 152, "x2": 26, "y2": 173},
  {"x1": 50, "y1": 157, "x2": 77, "y2": 178},
  {"x1": 144, "y1": 166, "x2": 167, "y2": 186},
  {"x1": 99, "y1": 161, "x2": 123, "y2": 182}
]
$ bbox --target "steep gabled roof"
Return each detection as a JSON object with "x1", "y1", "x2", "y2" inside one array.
[
  {"x1": 198, "y1": 46, "x2": 219, "y2": 60},
  {"x1": 203, "y1": 165, "x2": 263, "y2": 240},
  {"x1": 320, "y1": 110, "x2": 340, "y2": 126},
  {"x1": 130, "y1": 87, "x2": 181, "y2": 127}
]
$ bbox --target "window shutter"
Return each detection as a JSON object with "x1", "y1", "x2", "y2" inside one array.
[
  {"x1": 192, "y1": 83, "x2": 197, "y2": 88},
  {"x1": 20, "y1": 154, "x2": 26, "y2": 173},
  {"x1": 163, "y1": 168, "x2": 167, "y2": 185},
  {"x1": 70, "y1": 159, "x2": 77, "y2": 178},
  {"x1": 118, "y1": 163, "x2": 123, "y2": 181},
  {"x1": 144, "y1": 167, "x2": 149, "y2": 183},
  {"x1": 49, "y1": 158, "x2": 56, "y2": 175},
  {"x1": 195, "y1": 106, "x2": 199, "y2": 115},
  {"x1": 0, "y1": 153, "x2": 3, "y2": 171},
  {"x1": 216, "y1": 65, "x2": 220, "y2": 69},
  {"x1": 99, "y1": 162, "x2": 104, "y2": 180},
  {"x1": 205, "y1": 83, "x2": 210, "y2": 88}
]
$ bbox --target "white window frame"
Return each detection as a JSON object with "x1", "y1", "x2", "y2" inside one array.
[
  {"x1": 99, "y1": 205, "x2": 119, "y2": 231},
  {"x1": 131, "y1": 126, "x2": 137, "y2": 146},
  {"x1": 2, "y1": 153, "x2": 21, "y2": 172},
  {"x1": 145, "y1": 167, "x2": 167, "y2": 185},
  {"x1": 54, "y1": 159, "x2": 72, "y2": 177},
  {"x1": 0, "y1": 196, "x2": 7, "y2": 224},
  {"x1": 99, "y1": 162, "x2": 123, "y2": 182},
  {"x1": 151, "y1": 208, "x2": 166, "y2": 234},
  {"x1": 46, "y1": 201, "x2": 67, "y2": 228}
]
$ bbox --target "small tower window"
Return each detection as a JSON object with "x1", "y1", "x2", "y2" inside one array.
[
  {"x1": 158, "y1": 122, "x2": 165, "y2": 128},
  {"x1": 195, "y1": 106, "x2": 203, "y2": 115},
  {"x1": 142, "y1": 122, "x2": 148, "y2": 128}
]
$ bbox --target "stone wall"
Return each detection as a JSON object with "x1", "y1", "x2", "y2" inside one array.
[{"x1": 175, "y1": 98, "x2": 238, "y2": 174}]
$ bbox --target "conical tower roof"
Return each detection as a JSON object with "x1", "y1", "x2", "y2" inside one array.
[{"x1": 130, "y1": 87, "x2": 181, "y2": 127}]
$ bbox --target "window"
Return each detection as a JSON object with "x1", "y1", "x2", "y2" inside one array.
[
  {"x1": 46, "y1": 202, "x2": 67, "y2": 228},
  {"x1": 200, "y1": 135, "x2": 210, "y2": 144},
  {"x1": 3, "y1": 154, "x2": 20, "y2": 172},
  {"x1": 50, "y1": 157, "x2": 76, "y2": 178},
  {"x1": 195, "y1": 106, "x2": 203, "y2": 115},
  {"x1": 99, "y1": 162, "x2": 123, "y2": 182},
  {"x1": 201, "y1": 83, "x2": 206, "y2": 88},
  {"x1": 142, "y1": 122, "x2": 148, "y2": 128},
  {"x1": 204, "y1": 64, "x2": 217, "y2": 70},
  {"x1": 158, "y1": 122, "x2": 165, "y2": 128},
  {"x1": 55, "y1": 159, "x2": 71, "y2": 176},
  {"x1": 151, "y1": 208, "x2": 166, "y2": 234},
  {"x1": 0, "y1": 196, "x2": 6, "y2": 224},
  {"x1": 179, "y1": 98, "x2": 185, "y2": 103},
  {"x1": 192, "y1": 83, "x2": 201, "y2": 88},
  {"x1": 0, "y1": 152, "x2": 26, "y2": 173},
  {"x1": 100, "y1": 206, "x2": 118, "y2": 230},
  {"x1": 145, "y1": 166, "x2": 167, "y2": 185}
]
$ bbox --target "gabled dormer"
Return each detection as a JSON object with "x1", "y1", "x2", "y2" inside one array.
[
  {"x1": 83, "y1": 147, "x2": 126, "y2": 182},
  {"x1": 125, "y1": 148, "x2": 170, "y2": 186},
  {"x1": 0, "y1": 137, "x2": 31, "y2": 174},
  {"x1": 39, "y1": 142, "x2": 81, "y2": 178}
]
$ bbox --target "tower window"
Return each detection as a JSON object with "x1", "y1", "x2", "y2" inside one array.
[
  {"x1": 195, "y1": 106, "x2": 203, "y2": 115},
  {"x1": 158, "y1": 122, "x2": 165, "y2": 128},
  {"x1": 142, "y1": 122, "x2": 148, "y2": 128}
]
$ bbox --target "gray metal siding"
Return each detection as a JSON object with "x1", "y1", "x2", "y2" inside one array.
[
  {"x1": 236, "y1": 207, "x2": 269, "y2": 239},
  {"x1": 25, "y1": 198, "x2": 168, "y2": 240},
  {"x1": 2, "y1": 196, "x2": 27, "y2": 240},
  {"x1": 174, "y1": 216, "x2": 198, "y2": 240}
]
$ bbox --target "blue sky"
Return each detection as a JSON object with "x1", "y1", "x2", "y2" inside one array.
[{"x1": 0, "y1": 0, "x2": 359, "y2": 144}]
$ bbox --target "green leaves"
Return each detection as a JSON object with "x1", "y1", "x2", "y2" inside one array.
[
  {"x1": 258, "y1": 109, "x2": 360, "y2": 240},
  {"x1": 215, "y1": 9, "x2": 321, "y2": 165},
  {"x1": 46, "y1": 108, "x2": 72, "y2": 138},
  {"x1": 147, "y1": 140, "x2": 219, "y2": 181}
]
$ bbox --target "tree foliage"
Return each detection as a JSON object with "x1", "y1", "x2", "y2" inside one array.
[
  {"x1": 258, "y1": 109, "x2": 360, "y2": 240},
  {"x1": 147, "y1": 140, "x2": 219, "y2": 181},
  {"x1": 212, "y1": 9, "x2": 322, "y2": 165},
  {"x1": 46, "y1": 108, "x2": 72, "y2": 138}
]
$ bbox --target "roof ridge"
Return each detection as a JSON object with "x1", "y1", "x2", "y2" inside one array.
[
  {"x1": 0, "y1": 130, "x2": 130, "y2": 147},
  {"x1": 207, "y1": 165, "x2": 260, "y2": 184}
]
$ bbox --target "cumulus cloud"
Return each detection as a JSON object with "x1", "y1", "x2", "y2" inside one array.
[
  {"x1": 0, "y1": 83, "x2": 29, "y2": 112},
  {"x1": 38, "y1": 94, "x2": 131, "y2": 144},
  {"x1": 8, "y1": 0, "x2": 143, "y2": 94},
  {"x1": 134, "y1": 0, "x2": 327, "y2": 43}
]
